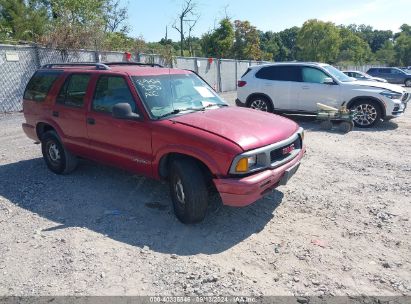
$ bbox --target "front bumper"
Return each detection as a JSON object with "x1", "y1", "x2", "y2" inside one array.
[
  {"x1": 387, "y1": 100, "x2": 408, "y2": 118},
  {"x1": 213, "y1": 147, "x2": 305, "y2": 207}
]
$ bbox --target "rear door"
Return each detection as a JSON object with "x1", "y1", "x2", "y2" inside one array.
[
  {"x1": 255, "y1": 65, "x2": 302, "y2": 111},
  {"x1": 53, "y1": 73, "x2": 91, "y2": 154},
  {"x1": 86, "y1": 74, "x2": 153, "y2": 177},
  {"x1": 297, "y1": 66, "x2": 341, "y2": 112}
]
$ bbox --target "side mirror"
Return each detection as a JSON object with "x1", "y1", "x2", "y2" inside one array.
[
  {"x1": 112, "y1": 103, "x2": 140, "y2": 120},
  {"x1": 323, "y1": 77, "x2": 335, "y2": 85}
]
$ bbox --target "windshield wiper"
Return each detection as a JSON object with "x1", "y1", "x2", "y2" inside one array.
[{"x1": 156, "y1": 107, "x2": 205, "y2": 119}]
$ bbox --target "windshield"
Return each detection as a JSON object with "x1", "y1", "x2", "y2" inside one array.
[
  {"x1": 132, "y1": 73, "x2": 227, "y2": 119},
  {"x1": 323, "y1": 65, "x2": 354, "y2": 82}
]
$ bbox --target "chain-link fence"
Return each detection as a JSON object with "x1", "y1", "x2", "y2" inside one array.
[{"x1": 0, "y1": 44, "x2": 269, "y2": 112}]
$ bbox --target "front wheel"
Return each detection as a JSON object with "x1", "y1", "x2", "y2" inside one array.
[
  {"x1": 248, "y1": 96, "x2": 273, "y2": 112},
  {"x1": 350, "y1": 101, "x2": 381, "y2": 128},
  {"x1": 405, "y1": 79, "x2": 411, "y2": 87},
  {"x1": 169, "y1": 159, "x2": 209, "y2": 224}
]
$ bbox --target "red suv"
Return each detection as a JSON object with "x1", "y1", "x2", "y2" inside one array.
[{"x1": 22, "y1": 62, "x2": 305, "y2": 223}]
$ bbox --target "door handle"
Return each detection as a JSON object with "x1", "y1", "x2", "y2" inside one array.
[
  {"x1": 302, "y1": 86, "x2": 309, "y2": 90},
  {"x1": 87, "y1": 118, "x2": 95, "y2": 125},
  {"x1": 52, "y1": 111, "x2": 59, "y2": 117}
]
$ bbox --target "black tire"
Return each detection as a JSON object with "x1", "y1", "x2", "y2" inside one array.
[
  {"x1": 248, "y1": 96, "x2": 273, "y2": 112},
  {"x1": 350, "y1": 100, "x2": 382, "y2": 128},
  {"x1": 405, "y1": 79, "x2": 411, "y2": 87},
  {"x1": 338, "y1": 121, "x2": 353, "y2": 133},
  {"x1": 41, "y1": 131, "x2": 78, "y2": 175},
  {"x1": 320, "y1": 120, "x2": 333, "y2": 130},
  {"x1": 169, "y1": 159, "x2": 208, "y2": 224}
]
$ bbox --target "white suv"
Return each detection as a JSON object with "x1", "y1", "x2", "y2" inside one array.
[{"x1": 236, "y1": 62, "x2": 409, "y2": 127}]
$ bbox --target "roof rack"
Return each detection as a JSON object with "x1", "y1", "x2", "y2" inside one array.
[
  {"x1": 104, "y1": 62, "x2": 164, "y2": 68},
  {"x1": 41, "y1": 63, "x2": 110, "y2": 70}
]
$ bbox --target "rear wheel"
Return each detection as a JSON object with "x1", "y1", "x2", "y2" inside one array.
[
  {"x1": 405, "y1": 79, "x2": 411, "y2": 87},
  {"x1": 350, "y1": 100, "x2": 381, "y2": 128},
  {"x1": 169, "y1": 159, "x2": 209, "y2": 224},
  {"x1": 41, "y1": 131, "x2": 78, "y2": 174},
  {"x1": 248, "y1": 96, "x2": 273, "y2": 112}
]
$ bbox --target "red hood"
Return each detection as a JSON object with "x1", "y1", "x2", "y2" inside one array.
[{"x1": 170, "y1": 107, "x2": 299, "y2": 151}]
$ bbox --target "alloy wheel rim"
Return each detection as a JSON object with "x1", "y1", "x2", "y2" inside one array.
[
  {"x1": 354, "y1": 104, "x2": 377, "y2": 126},
  {"x1": 175, "y1": 178, "x2": 185, "y2": 205},
  {"x1": 250, "y1": 99, "x2": 268, "y2": 112},
  {"x1": 48, "y1": 143, "x2": 61, "y2": 162}
]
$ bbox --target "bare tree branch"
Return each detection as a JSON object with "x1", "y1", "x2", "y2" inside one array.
[{"x1": 172, "y1": 0, "x2": 197, "y2": 56}]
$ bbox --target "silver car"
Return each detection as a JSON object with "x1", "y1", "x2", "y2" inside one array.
[{"x1": 343, "y1": 70, "x2": 387, "y2": 83}]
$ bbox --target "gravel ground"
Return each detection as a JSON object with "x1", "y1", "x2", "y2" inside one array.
[{"x1": 0, "y1": 91, "x2": 410, "y2": 297}]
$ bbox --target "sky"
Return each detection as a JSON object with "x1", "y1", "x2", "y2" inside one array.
[{"x1": 125, "y1": 0, "x2": 411, "y2": 42}]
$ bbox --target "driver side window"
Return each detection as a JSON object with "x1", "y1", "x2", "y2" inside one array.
[
  {"x1": 92, "y1": 76, "x2": 136, "y2": 113},
  {"x1": 302, "y1": 67, "x2": 329, "y2": 84}
]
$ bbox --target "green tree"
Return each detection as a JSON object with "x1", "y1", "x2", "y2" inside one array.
[
  {"x1": 233, "y1": 20, "x2": 262, "y2": 60},
  {"x1": 375, "y1": 41, "x2": 396, "y2": 65},
  {"x1": 338, "y1": 29, "x2": 372, "y2": 64},
  {"x1": 101, "y1": 31, "x2": 134, "y2": 51},
  {"x1": 0, "y1": 0, "x2": 48, "y2": 41},
  {"x1": 297, "y1": 19, "x2": 341, "y2": 62},
  {"x1": 394, "y1": 32, "x2": 411, "y2": 66},
  {"x1": 201, "y1": 18, "x2": 234, "y2": 58},
  {"x1": 277, "y1": 26, "x2": 299, "y2": 60},
  {"x1": 259, "y1": 31, "x2": 279, "y2": 61}
]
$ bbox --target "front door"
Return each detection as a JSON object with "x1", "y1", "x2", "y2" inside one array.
[
  {"x1": 86, "y1": 75, "x2": 153, "y2": 177},
  {"x1": 297, "y1": 67, "x2": 341, "y2": 112}
]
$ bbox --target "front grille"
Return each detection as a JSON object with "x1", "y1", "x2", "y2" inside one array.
[
  {"x1": 402, "y1": 93, "x2": 409, "y2": 102},
  {"x1": 270, "y1": 137, "x2": 302, "y2": 164}
]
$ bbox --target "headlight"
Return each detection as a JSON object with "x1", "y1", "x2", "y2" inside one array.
[
  {"x1": 380, "y1": 90, "x2": 402, "y2": 100},
  {"x1": 235, "y1": 155, "x2": 257, "y2": 173}
]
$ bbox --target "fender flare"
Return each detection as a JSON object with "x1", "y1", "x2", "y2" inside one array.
[
  {"x1": 35, "y1": 118, "x2": 66, "y2": 141},
  {"x1": 154, "y1": 145, "x2": 223, "y2": 179},
  {"x1": 246, "y1": 93, "x2": 274, "y2": 109},
  {"x1": 347, "y1": 96, "x2": 386, "y2": 118}
]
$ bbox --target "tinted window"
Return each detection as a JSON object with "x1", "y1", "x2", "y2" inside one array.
[
  {"x1": 302, "y1": 67, "x2": 329, "y2": 84},
  {"x1": 57, "y1": 74, "x2": 91, "y2": 108},
  {"x1": 255, "y1": 66, "x2": 301, "y2": 82},
  {"x1": 23, "y1": 71, "x2": 61, "y2": 102},
  {"x1": 379, "y1": 68, "x2": 390, "y2": 74},
  {"x1": 92, "y1": 76, "x2": 136, "y2": 113}
]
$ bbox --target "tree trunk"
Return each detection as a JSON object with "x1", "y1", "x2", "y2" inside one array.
[{"x1": 180, "y1": 17, "x2": 184, "y2": 56}]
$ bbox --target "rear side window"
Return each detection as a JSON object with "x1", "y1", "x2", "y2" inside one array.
[
  {"x1": 23, "y1": 71, "x2": 61, "y2": 102},
  {"x1": 57, "y1": 74, "x2": 91, "y2": 108},
  {"x1": 255, "y1": 66, "x2": 301, "y2": 82},
  {"x1": 92, "y1": 76, "x2": 136, "y2": 113}
]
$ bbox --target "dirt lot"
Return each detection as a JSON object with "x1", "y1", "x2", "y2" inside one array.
[{"x1": 0, "y1": 91, "x2": 410, "y2": 297}]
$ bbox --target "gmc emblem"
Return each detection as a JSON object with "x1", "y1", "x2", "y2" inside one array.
[{"x1": 282, "y1": 144, "x2": 295, "y2": 155}]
